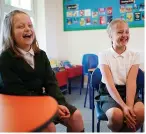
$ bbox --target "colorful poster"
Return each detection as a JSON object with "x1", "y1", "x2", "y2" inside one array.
[
  {"x1": 66, "y1": 4, "x2": 78, "y2": 10},
  {"x1": 142, "y1": 12, "x2": 144, "y2": 20},
  {"x1": 73, "y1": 11, "x2": 79, "y2": 17},
  {"x1": 66, "y1": 11, "x2": 73, "y2": 17},
  {"x1": 92, "y1": 9, "x2": 98, "y2": 18},
  {"x1": 84, "y1": 9, "x2": 91, "y2": 16},
  {"x1": 86, "y1": 17, "x2": 91, "y2": 25},
  {"x1": 80, "y1": 10, "x2": 85, "y2": 16},
  {"x1": 134, "y1": 12, "x2": 141, "y2": 21},
  {"x1": 92, "y1": 19, "x2": 98, "y2": 25},
  {"x1": 63, "y1": 0, "x2": 144, "y2": 31},
  {"x1": 120, "y1": 5, "x2": 126, "y2": 13},
  {"x1": 120, "y1": 0, "x2": 134, "y2": 4},
  {"x1": 92, "y1": 12, "x2": 98, "y2": 18},
  {"x1": 73, "y1": 18, "x2": 79, "y2": 24},
  {"x1": 139, "y1": 3, "x2": 144, "y2": 11},
  {"x1": 98, "y1": 8, "x2": 106, "y2": 14},
  {"x1": 107, "y1": 7, "x2": 112, "y2": 15},
  {"x1": 99, "y1": 16, "x2": 106, "y2": 24},
  {"x1": 133, "y1": 3, "x2": 138, "y2": 10},
  {"x1": 125, "y1": 5, "x2": 133, "y2": 12},
  {"x1": 120, "y1": 14, "x2": 126, "y2": 20},
  {"x1": 80, "y1": 18, "x2": 85, "y2": 26},
  {"x1": 126, "y1": 13, "x2": 133, "y2": 22},
  {"x1": 67, "y1": 18, "x2": 72, "y2": 25},
  {"x1": 107, "y1": 15, "x2": 113, "y2": 24}
]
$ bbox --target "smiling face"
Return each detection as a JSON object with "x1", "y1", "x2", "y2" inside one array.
[
  {"x1": 109, "y1": 21, "x2": 130, "y2": 49},
  {"x1": 12, "y1": 13, "x2": 35, "y2": 51}
]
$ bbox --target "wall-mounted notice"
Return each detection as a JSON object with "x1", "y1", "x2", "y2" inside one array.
[{"x1": 63, "y1": 0, "x2": 144, "y2": 31}]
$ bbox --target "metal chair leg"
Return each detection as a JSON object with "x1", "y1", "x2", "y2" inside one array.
[
  {"x1": 97, "y1": 120, "x2": 100, "y2": 132},
  {"x1": 141, "y1": 125, "x2": 144, "y2": 132},
  {"x1": 92, "y1": 104, "x2": 95, "y2": 132},
  {"x1": 84, "y1": 82, "x2": 89, "y2": 107},
  {"x1": 81, "y1": 74, "x2": 84, "y2": 89},
  {"x1": 68, "y1": 79, "x2": 72, "y2": 94},
  {"x1": 80, "y1": 87, "x2": 82, "y2": 95},
  {"x1": 80, "y1": 74, "x2": 84, "y2": 95}
]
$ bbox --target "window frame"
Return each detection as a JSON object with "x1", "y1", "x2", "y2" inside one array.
[{"x1": 0, "y1": 0, "x2": 36, "y2": 29}]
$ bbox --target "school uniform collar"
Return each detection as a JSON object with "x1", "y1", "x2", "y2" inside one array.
[
  {"x1": 17, "y1": 47, "x2": 34, "y2": 56},
  {"x1": 110, "y1": 46, "x2": 127, "y2": 58}
]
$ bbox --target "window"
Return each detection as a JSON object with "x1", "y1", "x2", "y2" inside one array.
[
  {"x1": 0, "y1": 0, "x2": 36, "y2": 47},
  {"x1": 0, "y1": 0, "x2": 35, "y2": 29},
  {"x1": 5, "y1": 0, "x2": 32, "y2": 10}
]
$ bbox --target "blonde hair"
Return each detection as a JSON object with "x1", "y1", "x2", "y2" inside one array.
[
  {"x1": 107, "y1": 18, "x2": 128, "y2": 37},
  {"x1": 0, "y1": 10, "x2": 40, "y2": 56}
]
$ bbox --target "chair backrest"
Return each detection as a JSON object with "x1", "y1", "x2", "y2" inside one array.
[
  {"x1": 82, "y1": 54, "x2": 98, "y2": 75},
  {"x1": 90, "y1": 67, "x2": 103, "y2": 132},
  {"x1": 91, "y1": 67, "x2": 102, "y2": 91},
  {"x1": 136, "y1": 68, "x2": 144, "y2": 102},
  {"x1": 137, "y1": 69, "x2": 144, "y2": 87}
]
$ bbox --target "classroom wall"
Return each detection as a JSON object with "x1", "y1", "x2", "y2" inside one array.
[
  {"x1": 39, "y1": 0, "x2": 144, "y2": 66},
  {"x1": 35, "y1": 0, "x2": 47, "y2": 51},
  {"x1": 43, "y1": 0, "x2": 59, "y2": 59},
  {"x1": 56, "y1": 0, "x2": 144, "y2": 65}
]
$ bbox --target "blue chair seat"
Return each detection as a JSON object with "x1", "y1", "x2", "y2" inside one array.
[{"x1": 95, "y1": 102, "x2": 108, "y2": 120}]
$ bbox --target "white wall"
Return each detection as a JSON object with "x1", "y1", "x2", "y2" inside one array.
[
  {"x1": 35, "y1": 0, "x2": 58, "y2": 59},
  {"x1": 35, "y1": 0, "x2": 46, "y2": 51},
  {"x1": 37, "y1": 0, "x2": 144, "y2": 66},
  {"x1": 44, "y1": 0, "x2": 58, "y2": 59}
]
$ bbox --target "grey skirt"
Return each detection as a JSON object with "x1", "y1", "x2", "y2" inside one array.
[
  {"x1": 98, "y1": 82, "x2": 142, "y2": 113},
  {"x1": 101, "y1": 95, "x2": 141, "y2": 113}
]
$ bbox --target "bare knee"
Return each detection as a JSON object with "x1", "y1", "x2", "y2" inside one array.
[
  {"x1": 133, "y1": 102, "x2": 144, "y2": 127},
  {"x1": 106, "y1": 108, "x2": 124, "y2": 131},
  {"x1": 106, "y1": 108, "x2": 124, "y2": 124},
  {"x1": 71, "y1": 110, "x2": 83, "y2": 121},
  {"x1": 41, "y1": 122, "x2": 56, "y2": 132},
  {"x1": 67, "y1": 110, "x2": 84, "y2": 132}
]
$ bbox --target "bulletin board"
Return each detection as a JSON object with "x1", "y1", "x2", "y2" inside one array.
[{"x1": 63, "y1": 0, "x2": 144, "y2": 31}]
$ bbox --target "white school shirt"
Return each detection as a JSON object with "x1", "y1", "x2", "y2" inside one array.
[
  {"x1": 98, "y1": 47, "x2": 140, "y2": 85},
  {"x1": 17, "y1": 47, "x2": 35, "y2": 69}
]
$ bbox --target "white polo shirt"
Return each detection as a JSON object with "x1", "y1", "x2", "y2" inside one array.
[{"x1": 98, "y1": 47, "x2": 140, "y2": 85}]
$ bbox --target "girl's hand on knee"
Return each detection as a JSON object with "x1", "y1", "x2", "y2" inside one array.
[
  {"x1": 125, "y1": 119, "x2": 136, "y2": 132},
  {"x1": 58, "y1": 105, "x2": 70, "y2": 119},
  {"x1": 123, "y1": 106, "x2": 136, "y2": 131}
]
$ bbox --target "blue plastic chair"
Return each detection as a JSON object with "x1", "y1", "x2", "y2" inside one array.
[
  {"x1": 91, "y1": 68, "x2": 144, "y2": 132},
  {"x1": 82, "y1": 54, "x2": 98, "y2": 108},
  {"x1": 136, "y1": 69, "x2": 144, "y2": 132},
  {"x1": 137, "y1": 69, "x2": 144, "y2": 103},
  {"x1": 90, "y1": 68, "x2": 107, "y2": 132}
]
